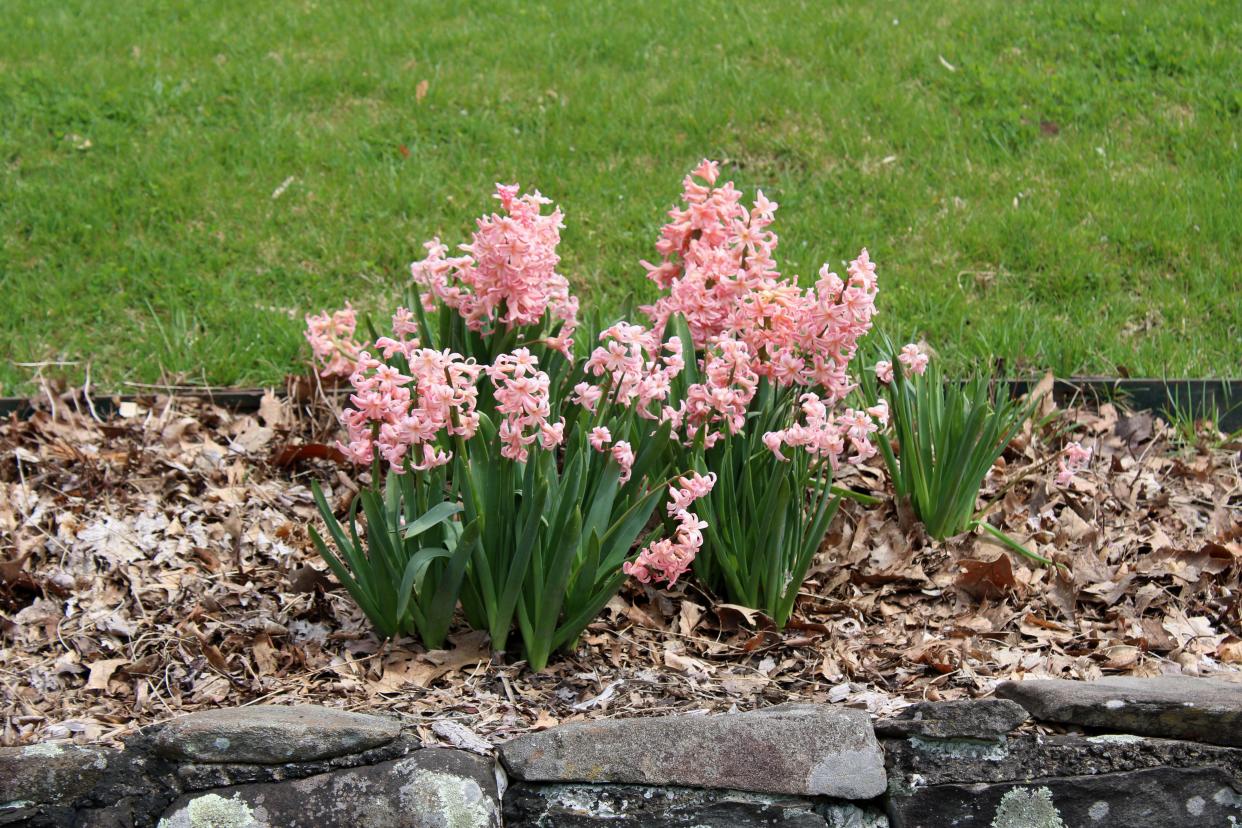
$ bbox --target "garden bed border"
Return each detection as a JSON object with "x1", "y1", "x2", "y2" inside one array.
[
  {"x1": 4, "y1": 377, "x2": 1237, "y2": 430},
  {"x1": 5, "y1": 675, "x2": 1241, "y2": 827}
]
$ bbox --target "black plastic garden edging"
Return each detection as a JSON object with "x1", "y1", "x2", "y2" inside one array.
[{"x1": 1, "y1": 378, "x2": 1239, "y2": 431}]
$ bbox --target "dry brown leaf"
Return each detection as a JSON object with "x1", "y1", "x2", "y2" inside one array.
[
  {"x1": 956, "y1": 555, "x2": 1017, "y2": 600},
  {"x1": 233, "y1": 422, "x2": 274, "y2": 454},
  {"x1": 257, "y1": 390, "x2": 289, "y2": 428},
  {"x1": 85, "y1": 658, "x2": 128, "y2": 692},
  {"x1": 1101, "y1": 644, "x2": 1141, "y2": 669},
  {"x1": 1031, "y1": 371, "x2": 1056, "y2": 422},
  {"x1": 252, "y1": 634, "x2": 278, "y2": 675},
  {"x1": 677, "y1": 600, "x2": 704, "y2": 637},
  {"x1": 1217, "y1": 638, "x2": 1242, "y2": 664},
  {"x1": 663, "y1": 647, "x2": 714, "y2": 677},
  {"x1": 531, "y1": 711, "x2": 559, "y2": 730},
  {"x1": 720, "y1": 674, "x2": 768, "y2": 695},
  {"x1": 273, "y1": 443, "x2": 347, "y2": 467},
  {"x1": 713, "y1": 603, "x2": 769, "y2": 630}
]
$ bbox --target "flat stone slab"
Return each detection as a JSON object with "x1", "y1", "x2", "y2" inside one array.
[
  {"x1": 875, "y1": 698, "x2": 1028, "y2": 741},
  {"x1": 0, "y1": 743, "x2": 110, "y2": 805},
  {"x1": 997, "y1": 675, "x2": 1242, "y2": 747},
  {"x1": 157, "y1": 748, "x2": 500, "y2": 828},
  {"x1": 173, "y1": 735, "x2": 418, "y2": 791},
  {"x1": 503, "y1": 783, "x2": 832, "y2": 827},
  {"x1": 151, "y1": 704, "x2": 401, "y2": 764},
  {"x1": 884, "y1": 731, "x2": 1242, "y2": 791},
  {"x1": 887, "y1": 766, "x2": 1242, "y2": 828},
  {"x1": 500, "y1": 704, "x2": 886, "y2": 799}
]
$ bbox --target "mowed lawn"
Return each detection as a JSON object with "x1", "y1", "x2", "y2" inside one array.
[{"x1": 1, "y1": 1, "x2": 1239, "y2": 393}]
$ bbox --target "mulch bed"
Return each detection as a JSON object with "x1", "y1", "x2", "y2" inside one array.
[{"x1": 2, "y1": 383, "x2": 1239, "y2": 748}]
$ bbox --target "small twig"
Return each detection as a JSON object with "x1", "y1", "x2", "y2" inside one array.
[
  {"x1": 38, "y1": 376, "x2": 57, "y2": 421},
  {"x1": 82, "y1": 363, "x2": 103, "y2": 424}
]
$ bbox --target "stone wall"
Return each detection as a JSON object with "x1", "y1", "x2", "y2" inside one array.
[{"x1": 4, "y1": 676, "x2": 1240, "y2": 827}]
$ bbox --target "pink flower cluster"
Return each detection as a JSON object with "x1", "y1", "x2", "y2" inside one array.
[
  {"x1": 762, "y1": 395, "x2": 888, "y2": 469},
  {"x1": 612, "y1": 442, "x2": 635, "y2": 483},
  {"x1": 582, "y1": 427, "x2": 635, "y2": 482},
  {"x1": 623, "y1": 472, "x2": 716, "y2": 584},
  {"x1": 674, "y1": 335, "x2": 760, "y2": 447},
  {"x1": 641, "y1": 160, "x2": 879, "y2": 404},
  {"x1": 487, "y1": 348, "x2": 563, "y2": 463},
  {"x1": 641, "y1": 159, "x2": 769, "y2": 343},
  {"x1": 305, "y1": 304, "x2": 364, "y2": 378},
  {"x1": 374, "y1": 307, "x2": 423, "y2": 362},
  {"x1": 337, "y1": 342, "x2": 481, "y2": 472},
  {"x1": 314, "y1": 168, "x2": 893, "y2": 594},
  {"x1": 410, "y1": 184, "x2": 578, "y2": 354},
  {"x1": 876, "y1": 343, "x2": 929, "y2": 384},
  {"x1": 1056, "y1": 441, "x2": 1092, "y2": 486},
  {"x1": 577, "y1": 322, "x2": 684, "y2": 420},
  {"x1": 576, "y1": 324, "x2": 762, "y2": 450},
  {"x1": 897, "y1": 343, "x2": 929, "y2": 376}
]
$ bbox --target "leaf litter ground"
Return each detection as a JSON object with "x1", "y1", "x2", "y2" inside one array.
[{"x1": 1, "y1": 384, "x2": 1239, "y2": 748}]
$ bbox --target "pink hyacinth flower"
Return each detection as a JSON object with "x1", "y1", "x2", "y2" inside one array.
[
  {"x1": 898, "y1": 344, "x2": 929, "y2": 376},
  {"x1": 762, "y1": 430, "x2": 788, "y2": 461},
  {"x1": 611, "y1": 440, "x2": 635, "y2": 483},
  {"x1": 588, "y1": 427, "x2": 612, "y2": 451},
  {"x1": 1056, "y1": 441, "x2": 1092, "y2": 486}
]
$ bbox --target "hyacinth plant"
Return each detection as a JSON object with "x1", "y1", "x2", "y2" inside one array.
[
  {"x1": 308, "y1": 466, "x2": 475, "y2": 647},
  {"x1": 634, "y1": 161, "x2": 885, "y2": 626},
  {"x1": 858, "y1": 336, "x2": 1053, "y2": 566},
  {"x1": 307, "y1": 185, "x2": 712, "y2": 670}
]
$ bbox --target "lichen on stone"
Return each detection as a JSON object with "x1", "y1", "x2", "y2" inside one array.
[
  {"x1": 886, "y1": 771, "x2": 925, "y2": 798},
  {"x1": 909, "y1": 735, "x2": 1009, "y2": 761},
  {"x1": 540, "y1": 784, "x2": 623, "y2": 817},
  {"x1": 991, "y1": 787, "x2": 1066, "y2": 828},
  {"x1": 819, "y1": 801, "x2": 891, "y2": 827},
  {"x1": 1084, "y1": 734, "x2": 1145, "y2": 745},
  {"x1": 22, "y1": 743, "x2": 64, "y2": 758},
  {"x1": 158, "y1": 793, "x2": 259, "y2": 828},
  {"x1": 399, "y1": 768, "x2": 498, "y2": 828}
]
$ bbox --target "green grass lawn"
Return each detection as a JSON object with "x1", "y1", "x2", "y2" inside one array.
[{"x1": 2, "y1": 1, "x2": 1239, "y2": 394}]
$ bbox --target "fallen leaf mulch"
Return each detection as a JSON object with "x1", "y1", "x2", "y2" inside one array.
[{"x1": 1, "y1": 383, "x2": 1239, "y2": 748}]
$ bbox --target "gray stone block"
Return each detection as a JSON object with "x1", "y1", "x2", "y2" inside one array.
[
  {"x1": 886, "y1": 766, "x2": 1242, "y2": 828},
  {"x1": 150, "y1": 705, "x2": 401, "y2": 764},
  {"x1": 502, "y1": 783, "x2": 832, "y2": 827},
  {"x1": 0, "y1": 743, "x2": 110, "y2": 806},
  {"x1": 156, "y1": 749, "x2": 500, "y2": 828},
  {"x1": 884, "y1": 731, "x2": 1242, "y2": 790},
  {"x1": 997, "y1": 675, "x2": 1242, "y2": 746},
  {"x1": 874, "y1": 699, "x2": 1028, "y2": 741},
  {"x1": 500, "y1": 704, "x2": 887, "y2": 799}
]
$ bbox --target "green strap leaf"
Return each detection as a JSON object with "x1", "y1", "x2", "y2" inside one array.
[
  {"x1": 403, "y1": 501, "x2": 464, "y2": 538},
  {"x1": 395, "y1": 546, "x2": 449, "y2": 621}
]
